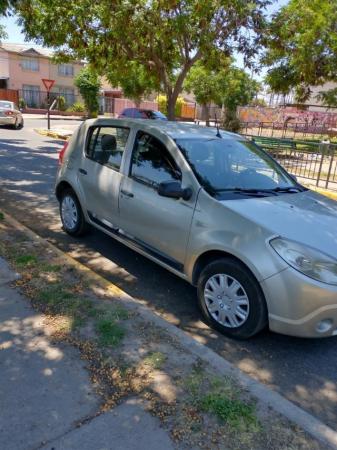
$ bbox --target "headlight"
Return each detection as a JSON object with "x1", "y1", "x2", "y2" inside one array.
[{"x1": 270, "y1": 238, "x2": 337, "y2": 285}]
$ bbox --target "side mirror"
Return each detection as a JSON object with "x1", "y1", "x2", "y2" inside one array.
[
  {"x1": 289, "y1": 174, "x2": 298, "y2": 182},
  {"x1": 158, "y1": 180, "x2": 192, "y2": 201}
]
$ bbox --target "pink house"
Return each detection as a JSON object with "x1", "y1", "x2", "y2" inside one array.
[{"x1": 0, "y1": 43, "x2": 84, "y2": 107}]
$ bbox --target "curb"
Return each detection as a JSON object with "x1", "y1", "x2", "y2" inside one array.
[
  {"x1": 34, "y1": 128, "x2": 70, "y2": 140},
  {"x1": 309, "y1": 185, "x2": 337, "y2": 201},
  {"x1": 2, "y1": 211, "x2": 337, "y2": 449}
]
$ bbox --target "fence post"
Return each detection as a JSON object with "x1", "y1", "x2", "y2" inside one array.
[
  {"x1": 325, "y1": 144, "x2": 335, "y2": 190},
  {"x1": 317, "y1": 141, "x2": 329, "y2": 187}
]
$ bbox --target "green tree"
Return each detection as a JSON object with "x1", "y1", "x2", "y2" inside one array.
[
  {"x1": 218, "y1": 68, "x2": 260, "y2": 131},
  {"x1": 74, "y1": 67, "x2": 101, "y2": 118},
  {"x1": 184, "y1": 62, "x2": 225, "y2": 126},
  {"x1": 15, "y1": 0, "x2": 269, "y2": 120},
  {"x1": 107, "y1": 61, "x2": 158, "y2": 106},
  {"x1": 264, "y1": 0, "x2": 337, "y2": 104},
  {"x1": 185, "y1": 62, "x2": 259, "y2": 129}
]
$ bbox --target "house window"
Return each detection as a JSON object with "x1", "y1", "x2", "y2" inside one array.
[
  {"x1": 58, "y1": 64, "x2": 74, "y2": 77},
  {"x1": 21, "y1": 57, "x2": 39, "y2": 71},
  {"x1": 22, "y1": 85, "x2": 40, "y2": 108}
]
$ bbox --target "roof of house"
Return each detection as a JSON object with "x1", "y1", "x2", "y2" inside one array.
[
  {"x1": 0, "y1": 43, "x2": 84, "y2": 66},
  {"x1": 0, "y1": 42, "x2": 54, "y2": 58}
]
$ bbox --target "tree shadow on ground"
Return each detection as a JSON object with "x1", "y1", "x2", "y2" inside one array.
[{"x1": 0, "y1": 132, "x2": 337, "y2": 430}]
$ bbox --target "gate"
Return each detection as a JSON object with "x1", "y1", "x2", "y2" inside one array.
[{"x1": 0, "y1": 89, "x2": 19, "y2": 105}]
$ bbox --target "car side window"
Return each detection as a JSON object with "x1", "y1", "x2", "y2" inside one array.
[
  {"x1": 86, "y1": 126, "x2": 130, "y2": 171},
  {"x1": 130, "y1": 131, "x2": 181, "y2": 188}
]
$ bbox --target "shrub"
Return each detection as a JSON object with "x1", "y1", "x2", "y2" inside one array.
[
  {"x1": 18, "y1": 98, "x2": 26, "y2": 109},
  {"x1": 57, "y1": 95, "x2": 67, "y2": 111},
  {"x1": 156, "y1": 94, "x2": 185, "y2": 118},
  {"x1": 67, "y1": 102, "x2": 86, "y2": 113}
]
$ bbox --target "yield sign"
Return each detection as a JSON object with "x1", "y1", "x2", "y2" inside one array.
[{"x1": 42, "y1": 78, "x2": 55, "y2": 92}]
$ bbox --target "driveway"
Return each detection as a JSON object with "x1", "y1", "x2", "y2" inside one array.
[{"x1": 0, "y1": 117, "x2": 337, "y2": 430}]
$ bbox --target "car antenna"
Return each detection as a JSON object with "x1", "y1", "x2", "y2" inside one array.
[{"x1": 214, "y1": 112, "x2": 222, "y2": 138}]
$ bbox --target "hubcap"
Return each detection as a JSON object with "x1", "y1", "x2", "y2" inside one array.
[
  {"x1": 61, "y1": 196, "x2": 78, "y2": 230},
  {"x1": 204, "y1": 274, "x2": 249, "y2": 328}
]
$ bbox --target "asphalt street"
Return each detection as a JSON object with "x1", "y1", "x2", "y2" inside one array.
[{"x1": 0, "y1": 117, "x2": 337, "y2": 429}]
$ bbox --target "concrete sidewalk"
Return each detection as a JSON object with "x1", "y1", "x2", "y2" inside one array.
[{"x1": 0, "y1": 257, "x2": 175, "y2": 450}]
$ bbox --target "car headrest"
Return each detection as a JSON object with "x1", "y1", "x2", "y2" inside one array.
[{"x1": 101, "y1": 134, "x2": 117, "y2": 152}]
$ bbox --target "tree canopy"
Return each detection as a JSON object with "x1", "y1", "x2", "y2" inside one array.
[
  {"x1": 106, "y1": 61, "x2": 159, "y2": 106},
  {"x1": 184, "y1": 61, "x2": 259, "y2": 129},
  {"x1": 264, "y1": 0, "x2": 337, "y2": 104},
  {"x1": 14, "y1": 0, "x2": 269, "y2": 119}
]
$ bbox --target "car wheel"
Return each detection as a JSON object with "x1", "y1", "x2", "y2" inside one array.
[
  {"x1": 18, "y1": 118, "x2": 24, "y2": 129},
  {"x1": 197, "y1": 258, "x2": 268, "y2": 339},
  {"x1": 12, "y1": 118, "x2": 19, "y2": 130},
  {"x1": 60, "y1": 189, "x2": 88, "y2": 237}
]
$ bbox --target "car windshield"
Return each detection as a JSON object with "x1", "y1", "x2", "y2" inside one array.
[
  {"x1": 0, "y1": 101, "x2": 12, "y2": 109},
  {"x1": 152, "y1": 111, "x2": 167, "y2": 119},
  {"x1": 176, "y1": 137, "x2": 302, "y2": 198}
]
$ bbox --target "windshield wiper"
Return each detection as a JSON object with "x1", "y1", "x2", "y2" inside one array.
[
  {"x1": 215, "y1": 188, "x2": 278, "y2": 197},
  {"x1": 270, "y1": 186, "x2": 304, "y2": 193}
]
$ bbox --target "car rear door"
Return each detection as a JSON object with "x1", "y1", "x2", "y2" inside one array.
[
  {"x1": 77, "y1": 124, "x2": 131, "y2": 228},
  {"x1": 118, "y1": 130, "x2": 198, "y2": 270}
]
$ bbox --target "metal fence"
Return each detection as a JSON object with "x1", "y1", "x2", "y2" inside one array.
[
  {"x1": 247, "y1": 136, "x2": 337, "y2": 191},
  {"x1": 241, "y1": 121, "x2": 334, "y2": 140},
  {"x1": 19, "y1": 89, "x2": 81, "y2": 110},
  {"x1": 101, "y1": 98, "x2": 159, "y2": 116}
]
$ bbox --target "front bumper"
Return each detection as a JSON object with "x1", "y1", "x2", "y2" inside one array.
[
  {"x1": 0, "y1": 116, "x2": 15, "y2": 125},
  {"x1": 262, "y1": 267, "x2": 337, "y2": 338}
]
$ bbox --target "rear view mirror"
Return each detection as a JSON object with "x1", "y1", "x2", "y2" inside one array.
[{"x1": 158, "y1": 180, "x2": 192, "y2": 201}]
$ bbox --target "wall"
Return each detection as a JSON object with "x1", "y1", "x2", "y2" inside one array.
[
  {"x1": 238, "y1": 106, "x2": 337, "y2": 128},
  {"x1": 0, "y1": 49, "x2": 9, "y2": 79},
  {"x1": 49, "y1": 61, "x2": 84, "y2": 92},
  {"x1": 103, "y1": 98, "x2": 158, "y2": 115},
  {"x1": 7, "y1": 52, "x2": 50, "y2": 91}
]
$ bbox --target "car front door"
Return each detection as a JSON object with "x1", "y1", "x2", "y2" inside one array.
[
  {"x1": 77, "y1": 124, "x2": 131, "y2": 228},
  {"x1": 118, "y1": 130, "x2": 197, "y2": 270}
]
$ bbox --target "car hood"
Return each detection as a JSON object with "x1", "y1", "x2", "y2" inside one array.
[{"x1": 221, "y1": 190, "x2": 337, "y2": 257}]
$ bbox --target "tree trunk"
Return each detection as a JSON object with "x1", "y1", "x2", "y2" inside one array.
[
  {"x1": 166, "y1": 91, "x2": 178, "y2": 121},
  {"x1": 201, "y1": 104, "x2": 210, "y2": 126}
]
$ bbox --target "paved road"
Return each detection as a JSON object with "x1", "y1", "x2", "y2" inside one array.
[{"x1": 1, "y1": 118, "x2": 337, "y2": 429}]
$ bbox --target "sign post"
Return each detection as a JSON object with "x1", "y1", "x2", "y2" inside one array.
[{"x1": 42, "y1": 78, "x2": 55, "y2": 130}]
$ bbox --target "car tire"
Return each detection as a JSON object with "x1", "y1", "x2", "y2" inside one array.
[
  {"x1": 12, "y1": 118, "x2": 19, "y2": 130},
  {"x1": 59, "y1": 189, "x2": 88, "y2": 237},
  {"x1": 197, "y1": 258, "x2": 268, "y2": 339}
]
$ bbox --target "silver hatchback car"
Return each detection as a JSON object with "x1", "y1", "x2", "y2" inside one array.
[{"x1": 56, "y1": 118, "x2": 337, "y2": 339}]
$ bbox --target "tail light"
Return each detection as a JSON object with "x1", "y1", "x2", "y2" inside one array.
[
  {"x1": 59, "y1": 141, "x2": 69, "y2": 166},
  {"x1": 5, "y1": 110, "x2": 14, "y2": 116}
]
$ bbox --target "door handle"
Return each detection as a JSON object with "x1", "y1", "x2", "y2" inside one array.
[
  {"x1": 78, "y1": 168, "x2": 87, "y2": 175},
  {"x1": 121, "y1": 189, "x2": 134, "y2": 198}
]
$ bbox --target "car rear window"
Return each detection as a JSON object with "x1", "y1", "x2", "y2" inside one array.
[{"x1": 0, "y1": 101, "x2": 12, "y2": 109}]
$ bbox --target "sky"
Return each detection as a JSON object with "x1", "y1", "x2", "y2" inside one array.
[{"x1": 0, "y1": 1, "x2": 289, "y2": 80}]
